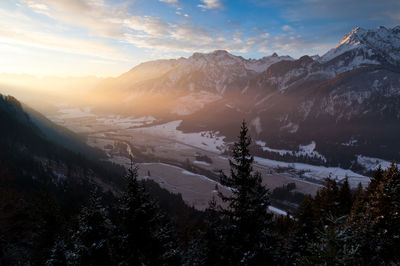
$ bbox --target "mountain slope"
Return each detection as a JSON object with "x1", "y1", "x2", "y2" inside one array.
[
  {"x1": 320, "y1": 26, "x2": 400, "y2": 68},
  {"x1": 180, "y1": 27, "x2": 400, "y2": 167},
  {"x1": 91, "y1": 51, "x2": 293, "y2": 116},
  {"x1": 0, "y1": 94, "x2": 203, "y2": 263},
  {"x1": 89, "y1": 26, "x2": 400, "y2": 170}
]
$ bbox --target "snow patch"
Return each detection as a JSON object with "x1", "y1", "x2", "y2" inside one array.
[
  {"x1": 251, "y1": 117, "x2": 262, "y2": 135},
  {"x1": 131, "y1": 120, "x2": 226, "y2": 153},
  {"x1": 255, "y1": 141, "x2": 326, "y2": 162},
  {"x1": 96, "y1": 115, "x2": 156, "y2": 129},
  {"x1": 268, "y1": 206, "x2": 288, "y2": 216},
  {"x1": 357, "y1": 155, "x2": 397, "y2": 171},
  {"x1": 193, "y1": 160, "x2": 211, "y2": 166},
  {"x1": 341, "y1": 138, "x2": 358, "y2": 147},
  {"x1": 254, "y1": 156, "x2": 368, "y2": 188}
]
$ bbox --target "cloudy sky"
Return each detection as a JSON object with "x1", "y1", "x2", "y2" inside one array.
[{"x1": 0, "y1": 0, "x2": 399, "y2": 76}]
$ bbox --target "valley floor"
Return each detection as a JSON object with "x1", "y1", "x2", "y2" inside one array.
[{"x1": 46, "y1": 107, "x2": 371, "y2": 212}]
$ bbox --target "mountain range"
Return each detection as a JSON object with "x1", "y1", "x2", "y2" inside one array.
[{"x1": 93, "y1": 25, "x2": 400, "y2": 170}]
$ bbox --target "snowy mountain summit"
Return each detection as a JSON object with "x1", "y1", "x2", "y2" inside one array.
[{"x1": 321, "y1": 26, "x2": 400, "y2": 66}]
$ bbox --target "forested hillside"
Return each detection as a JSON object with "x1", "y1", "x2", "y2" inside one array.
[{"x1": 0, "y1": 95, "x2": 201, "y2": 265}]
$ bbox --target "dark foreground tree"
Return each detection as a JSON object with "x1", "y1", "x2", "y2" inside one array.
[
  {"x1": 350, "y1": 163, "x2": 400, "y2": 264},
  {"x1": 208, "y1": 121, "x2": 278, "y2": 265},
  {"x1": 185, "y1": 197, "x2": 225, "y2": 265},
  {"x1": 56, "y1": 190, "x2": 114, "y2": 265},
  {"x1": 302, "y1": 215, "x2": 358, "y2": 265},
  {"x1": 115, "y1": 162, "x2": 180, "y2": 265}
]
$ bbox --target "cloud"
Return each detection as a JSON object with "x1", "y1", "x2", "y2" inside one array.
[
  {"x1": 12, "y1": 0, "x2": 363, "y2": 62},
  {"x1": 22, "y1": 0, "x2": 51, "y2": 16},
  {"x1": 0, "y1": 20, "x2": 125, "y2": 62},
  {"x1": 176, "y1": 11, "x2": 190, "y2": 18},
  {"x1": 198, "y1": 0, "x2": 223, "y2": 10},
  {"x1": 282, "y1": 25, "x2": 294, "y2": 31},
  {"x1": 257, "y1": 33, "x2": 332, "y2": 56},
  {"x1": 15, "y1": 0, "x2": 253, "y2": 55},
  {"x1": 18, "y1": 0, "x2": 125, "y2": 38},
  {"x1": 261, "y1": 33, "x2": 270, "y2": 38},
  {"x1": 124, "y1": 23, "x2": 249, "y2": 53}
]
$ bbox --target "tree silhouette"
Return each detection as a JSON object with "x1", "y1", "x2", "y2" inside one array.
[{"x1": 216, "y1": 121, "x2": 278, "y2": 265}]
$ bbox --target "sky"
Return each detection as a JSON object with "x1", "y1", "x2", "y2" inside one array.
[{"x1": 0, "y1": 0, "x2": 399, "y2": 77}]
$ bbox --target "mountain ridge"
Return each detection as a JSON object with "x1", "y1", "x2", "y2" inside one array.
[{"x1": 89, "y1": 25, "x2": 400, "y2": 170}]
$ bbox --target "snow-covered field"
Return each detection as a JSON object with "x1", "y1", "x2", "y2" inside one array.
[
  {"x1": 253, "y1": 156, "x2": 369, "y2": 188},
  {"x1": 49, "y1": 108, "x2": 372, "y2": 190},
  {"x1": 48, "y1": 106, "x2": 157, "y2": 132},
  {"x1": 96, "y1": 115, "x2": 156, "y2": 129},
  {"x1": 130, "y1": 120, "x2": 227, "y2": 153},
  {"x1": 125, "y1": 120, "x2": 370, "y2": 188},
  {"x1": 256, "y1": 140, "x2": 327, "y2": 162},
  {"x1": 357, "y1": 155, "x2": 398, "y2": 171}
]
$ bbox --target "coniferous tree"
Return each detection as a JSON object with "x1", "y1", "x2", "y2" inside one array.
[
  {"x1": 216, "y1": 121, "x2": 278, "y2": 265},
  {"x1": 46, "y1": 238, "x2": 68, "y2": 266},
  {"x1": 185, "y1": 197, "x2": 225, "y2": 265},
  {"x1": 349, "y1": 183, "x2": 365, "y2": 228},
  {"x1": 67, "y1": 190, "x2": 114, "y2": 265},
  {"x1": 338, "y1": 178, "x2": 352, "y2": 216},
  {"x1": 313, "y1": 178, "x2": 340, "y2": 223},
  {"x1": 303, "y1": 215, "x2": 358, "y2": 265},
  {"x1": 116, "y1": 162, "x2": 180, "y2": 265},
  {"x1": 351, "y1": 163, "x2": 400, "y2": 264},
  {"x1": 291, "y1": 194, "x2": 316, "y2": 261},
  {"x1": 201, "y1": 197, "x2": 225, "y2": 265}
]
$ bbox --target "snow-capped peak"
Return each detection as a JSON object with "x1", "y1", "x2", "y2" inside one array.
[
  {"x1": 184, "y1": 50, "x2": 293, "y2": 73},
  {"x1": 245, "y1": 54, "x2": 293, "y2": 73},
  {"x1": 320, "y1": 26, "x2": 400, "y2": 65}
]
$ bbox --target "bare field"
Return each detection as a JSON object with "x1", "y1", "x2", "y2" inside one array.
[{"x1": 138, "y1": 163, "x2": 229, "y2": 210}]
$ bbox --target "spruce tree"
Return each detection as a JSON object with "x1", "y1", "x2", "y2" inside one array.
[
  {"x1": 186, "y1": 197, "x2": 225, "y2": 265},
  {"x1": 217, "y1": 121, "x2": 277, "y2": 265},
  {"x1": 313, "y1": 178, "x2": 340, "y2": 223},
  {"x1": 116, "y1": 161, "x2": 180, "y2": 265},
  {"x1": 303, "y1": 215, "x2": 359, "y2": 265},
  {"x1": 349, "y1": 183, "x2": 365, "y2": 226},
  {"x1": 353, "y1": 163, "x2": 400, "y2": 264},
  {"x1": 338, "y1": 178, "x2": 352, "y2": 216},
  {"x1": 291, "y1": 194, "x2": 316, "y2": 262},
  {"x1": 202, "y1": 197, "x2": 225, "y2": 265},
  {"x1": 67, "y1": 190, "x2": 114, "y2": 265}
]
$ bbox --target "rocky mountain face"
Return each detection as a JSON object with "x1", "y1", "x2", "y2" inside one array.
[
  {"x1": 320, "y1": 26, "x2": 400, "y2": 68},
  {"x1": 95, "y1": 26, "x2": 400, "y2": 168},
  {"x1": 99, "y1": 50, "x2": 293, "y2": 94}
]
